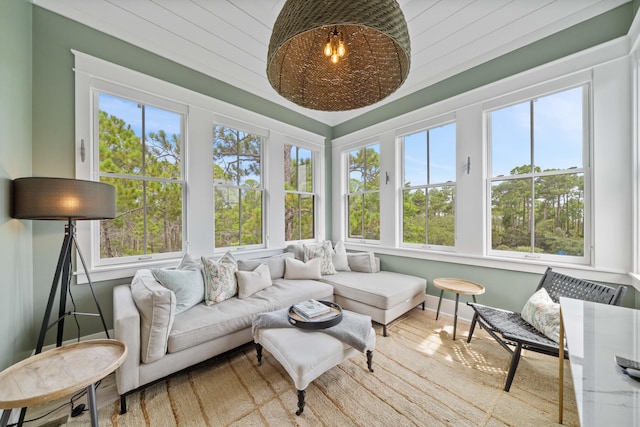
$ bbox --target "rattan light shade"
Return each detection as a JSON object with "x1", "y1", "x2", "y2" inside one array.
[{"x1": 267, "y1": 0, "x2": 411, "y2": 111}]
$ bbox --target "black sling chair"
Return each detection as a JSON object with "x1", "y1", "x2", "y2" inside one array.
[{"x1": 466, "y1": 267, "x2": 627, "y2": 391}]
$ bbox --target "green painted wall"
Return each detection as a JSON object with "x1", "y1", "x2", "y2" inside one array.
[
  {"x1": 378, "y1": 255, "x2": 635, "y2": 313},
  {"x1": 0, "y1": 0, "x2": 35, "y2": 370}
]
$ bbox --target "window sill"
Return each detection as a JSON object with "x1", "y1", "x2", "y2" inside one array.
[{"x1": 343, "y1": 242, "x2": 632, "y2": 286}]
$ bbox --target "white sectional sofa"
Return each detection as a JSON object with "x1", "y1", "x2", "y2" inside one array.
[{"x1": 113, "y1": 245, "x2": 426, "y2": 413}]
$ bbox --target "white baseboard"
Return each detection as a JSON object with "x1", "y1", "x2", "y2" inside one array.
[{"x1": 424, "y1": 294, "x2": 476, "y2": 323}]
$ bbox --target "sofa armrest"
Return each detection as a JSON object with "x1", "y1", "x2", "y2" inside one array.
[{"x1": 113, "y1": 284, "x2": 141, "y2": 395}]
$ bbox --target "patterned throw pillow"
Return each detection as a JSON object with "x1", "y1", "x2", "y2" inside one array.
[
  {"x1": 303, "y1": 240, "x2": 337, "y2": 275},
  {"x1": 520, "y1": 288, "x2": 560, "y2": 342},
  {"x1": 201, "y1": 252, "x2": 238, "y2": 305}
]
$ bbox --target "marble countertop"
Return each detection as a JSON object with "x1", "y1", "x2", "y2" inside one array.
[{"x1": 560, "y1": 297, "x2": 640, "y2": 426}]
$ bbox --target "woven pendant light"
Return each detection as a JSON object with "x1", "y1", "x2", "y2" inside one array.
[{"x1": 267, "y1": 0, "x2": 411, "y2": 111}]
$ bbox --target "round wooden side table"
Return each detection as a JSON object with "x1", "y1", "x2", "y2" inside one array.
[
  {"x1": 0, "y1": 339, "x2": 127, "y2": 427},
  {"x1": 433, "y1": 278, "x2": 485, "y2": 340}
]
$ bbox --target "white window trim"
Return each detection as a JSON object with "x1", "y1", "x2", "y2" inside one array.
[
  {"x1": 212, "y1": 121, "x2": 267, "y2": 252},
  {"x1": 485, "y1": 82, "x2": 592, "y2": 265},
  {"x1": 398, "y1": 117, "x2": 457, "y2": 251},
  {"x1": 344, "y1": 141, "x2": 382, "y2": 244},
  {"x1": 283, "y1": 141, "x2": 320, "y2": 244},
  {"x1": 73, "y1": 50, "x2": 325, "y2": 283}
]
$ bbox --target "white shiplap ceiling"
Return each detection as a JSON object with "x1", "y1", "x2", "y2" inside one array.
[{"x1": 32, "y1": 0, "x2": 629, "y2": 126}]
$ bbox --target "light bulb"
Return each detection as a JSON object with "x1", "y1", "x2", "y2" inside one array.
[
  {"x1": 331, "y1": 52, "x2": 339, "y2": 63},
  {"x1": 337, "y1": 41, "x2": 346, "y2": 57},
  {"x1": 324, "y1": 42, "x2": 332, "y2": 57}
]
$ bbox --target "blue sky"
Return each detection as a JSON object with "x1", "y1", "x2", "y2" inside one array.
[
  {"x1": 99, "y1": 93, "x2": 182, "y2": 139},
  {"x1": 403, "y1": 86, "x2": 583, "y2": 185}
]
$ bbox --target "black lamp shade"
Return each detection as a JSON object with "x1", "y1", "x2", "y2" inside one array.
[{"x1": 12, "y1": 177, "x2": 116, "y2": 220}]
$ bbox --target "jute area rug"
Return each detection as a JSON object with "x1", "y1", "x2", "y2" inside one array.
[{"x1": 59, "y1": 308, "x2": 578, "y2": 426}]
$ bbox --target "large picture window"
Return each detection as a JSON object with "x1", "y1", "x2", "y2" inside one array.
[
  {"x1": 401, "y1": 122, "x2": 456, "y2": 247},
  {"x1": 347, "y1": 144, "x2": 380, "y2": 241},
  {"x1": 213, "y1": 125, "x2": 264, "y2": 248},
  {"x1": 285, "y1": 144, "x2": 315, "y2": 241},
  {"x1": 97, "y1": 92, "x2": 185, "y2": 261},
  {"x1": 488, "y1": 85, "x2": 588, "y2": 260}
]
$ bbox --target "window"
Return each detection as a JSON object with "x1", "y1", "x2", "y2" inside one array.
[
  {"x1": 97, "y1": 92, "x2": 185, "y2": 263},
  {"x1": 488, "y1": 85, "x2": 588, "y2": 261},
  {"x1": 401, "y1": 122, "x2": 456, "y2": 247},
  {"x1": 213, "y1": 125, "x2": 264, "y2": 248},
  {"x1": 284, "y1": 144, "x2": 315, "y2": 241},
  {"x1": 347, "y1": 144, "x2": 380, "y2": 241}
]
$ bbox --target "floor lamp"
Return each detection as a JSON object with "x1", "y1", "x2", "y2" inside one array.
[
  {"x1": 11, "y1": 177, "x2": 116, "y2": 425},
  {"x1": 12, "y1": 177, "x2": 116, "y2": 353}
]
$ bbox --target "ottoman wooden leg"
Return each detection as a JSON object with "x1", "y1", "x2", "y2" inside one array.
[
  {"x1": 255, "y1": 343, "x2": 263, "y2": 366},
  {"x1": 367, "y1": 350, "x2": 374, "y2": 372},
  {"x1": 296, "y1": 389, "x2": 306, "y2": 415}
]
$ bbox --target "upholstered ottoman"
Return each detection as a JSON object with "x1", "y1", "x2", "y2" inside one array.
[{"x1": 252, "y1": 310, "x2": 375, "y2": 415}]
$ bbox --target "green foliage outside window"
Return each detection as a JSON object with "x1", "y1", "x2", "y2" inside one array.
[
  {"x1": 401, "y1": 124, "x2": 456, "y2": 247},
  {"x1": 284, "y1": 144, "x2": 314, "y2": 241},
  {"x1": 213, "y1": 125, "x2": 263, "y2": 247},
  {"x1": 98, "y1": 96, "x2": 183, "y2": 259},
  {"x1": 489, "y1": 86, "x2": 586, "y2": 257},
  {"x1": 348, "y1": 145, "x2": 380, "y2": 240}
]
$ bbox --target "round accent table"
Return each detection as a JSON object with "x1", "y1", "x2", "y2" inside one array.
[
  {"x1": 433, "y1": 278, "x2": 485, "y2": 340},
  {"x1": 0, "y1": 339, "x2": 127, "y2": 427}
]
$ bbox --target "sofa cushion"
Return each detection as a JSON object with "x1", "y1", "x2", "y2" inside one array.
[
  {"x1": 167, "y1": 279, "x2": 334, "y2": 353},
  {"x1": 285, "y1": 243, "x2": 305, "y2": 260},
  {"x1": 237, "y1": 252, "x2": 293, "y2": 280},
  {"x1": 201, "y1": 252, "x2": 238, "y2": 305},
  {"x1": 323, "y1": 271, "x2": 426, "y2": 310},
  {"x1": 151, "y1": 268, "x2": 204, "y2": 314},
  {"x1": 130, "y1": 269, "x2": 176, "y2": 363},
  {"x1": 236, "y1": 263, "x2": 272, "y2": 299},
  {"x1": 284, "y1": 257, "x2": 322, "y2": 279},
  {"x1": 332, "y1": 240, "x2": 350, "y2": 271},
  {"x1": 347, "y1": 252, "x2": 380, "y2": 273}
]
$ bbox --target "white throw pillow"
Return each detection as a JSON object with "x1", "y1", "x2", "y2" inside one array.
[
  {"x1": 284, "y1": 257, "x2": 322, "y2": 280},
  {"x1": 303, "y1": 240, "x2": 337, "y2": 275},
  {"x1": 236, "y1": 263, "x2": 272, "y2": 299},
  {"x1": 347, "y1": 252, "x2": 379, "y2": 273},
  {"x1": 130, "y1": 269, "x2": 176, "y2": 363},
  {"x1": 520, "y1": 288, "x2": 560, "y2": 343},
  {"x1": 332, "y1": 240, "x2": 351, "y2": 271}
]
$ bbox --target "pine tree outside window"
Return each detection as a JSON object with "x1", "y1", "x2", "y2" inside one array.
[
  {"x1": 213, "y1": 125, "x2": 264, "y2": 249},
  {"x1": 401, "y1": 122, "x2": 456, "y2": 248},
  {"x1": 347, "y1": 144, "x2": 380, "y2": 241},
  {"x1": 488, "y1": 85, "x2": 589, "y2": 261},
  {"x1": 97, "y1": 92, "x2": 185, "y2": 261},
  {"x1": 284, "y1": 144, "x2": 315, "y2": 241}
]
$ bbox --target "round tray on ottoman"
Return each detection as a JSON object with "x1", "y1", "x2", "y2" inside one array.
[{"x1": 288, "y1": 300, "x2": 343, "y2": 329}]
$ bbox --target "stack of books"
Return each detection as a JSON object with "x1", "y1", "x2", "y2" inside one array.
[{"x1": 292, "y1": 299, "x2": 332, "y2": 320}]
